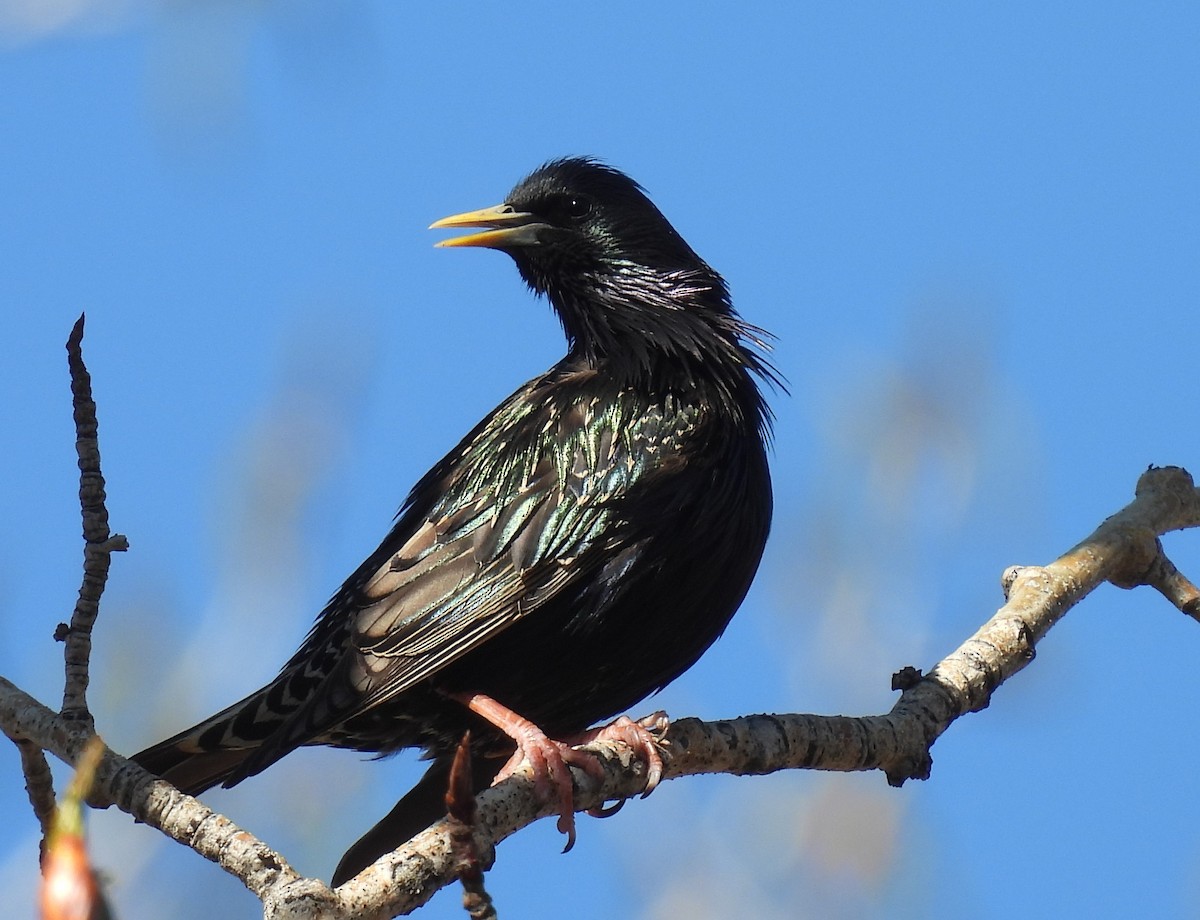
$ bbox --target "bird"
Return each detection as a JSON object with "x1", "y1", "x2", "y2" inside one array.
[{"x1": 131, "y1": 157, "x2": 777, "y2": 884}]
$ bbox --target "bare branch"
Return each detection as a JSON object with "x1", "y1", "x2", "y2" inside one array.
[
  {"x1": 4, "y1": 320, "x2": 1200, "y2": 917},
  {"x1": 340, "y1": 466, "x2": 1200, "y2": 914},
  {"x1": 1138, "y1": 545, "x2": 1200, "y2": 622},
  {"x1": 0, "y1": 677, "x2": 318, "y2": 910},
  {"x1": 445, "y1": 733, "x2": 497, "y2": 920},
  {"x1": 61, "y1": 314, "x2": 128, "y2": 726},
  {"x1": 887, "y1": 464, "x2": 1200, "y2": 770},
  {"x1": 4, "y1": 732, "x2": 56, "y2": 860},
  {"x1": 4, "y1": 464, "x2": 1197, "y2": 917}
]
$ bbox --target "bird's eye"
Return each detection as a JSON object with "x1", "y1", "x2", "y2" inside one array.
[{"x1": 566, "y1": 196, "x2": 592, "y2": 219}]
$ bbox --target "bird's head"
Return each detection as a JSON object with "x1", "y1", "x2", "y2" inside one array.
[
  {"x1": 430, "y1": 157, "x2": 709, "y2": 300},
  {"x1": 431, "y1": 157, "x2": 778, "y2": 417}
]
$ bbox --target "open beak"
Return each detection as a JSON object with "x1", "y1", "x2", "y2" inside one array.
[{"x1": 429, "y1": 204, "x2": 544, "y2": 249}]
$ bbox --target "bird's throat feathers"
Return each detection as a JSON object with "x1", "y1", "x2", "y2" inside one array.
[{"x1": 538, "y1": 261, "x2": 776, "y2": 437}]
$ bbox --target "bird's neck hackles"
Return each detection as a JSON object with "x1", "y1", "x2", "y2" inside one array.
[{"x1": 546, "y1": 260, "x2": 775, "y2": 437}]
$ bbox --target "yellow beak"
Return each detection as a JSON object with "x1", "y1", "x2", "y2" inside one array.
[{"x1": 429, "y1": 204, "x2": 544, "y2": 249}]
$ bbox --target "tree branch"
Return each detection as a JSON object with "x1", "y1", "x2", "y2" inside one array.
[
  {"x1": 892, "y1": 463, "x2": 1200, "y2": 771},
  {"x1": 338, "y1": 467, "x2": 1200, "y2": 914},
  {"x1": 1139, "y1": 545, "x2": 1200, "y2": 621},
  {"x1": 61, "y1": 313, "x2": 128, "y2": 726},
  {"x1": 5, "y1": 732, "x2": 56, "y2": 851},
  {"x1": 0, "y1": 677, "x2": 311, "y2": 906},
  {"x1": 3, "y1": 320, "x2": 1198, "y2": 917},
  {"x1": 5, "y1": 316, "x2": 133, "y2": 873}
]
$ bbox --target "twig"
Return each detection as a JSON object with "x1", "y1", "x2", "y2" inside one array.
[
  {"x1": 881, "y1": 465, "x2": 1200, "y2": 781},
  {"x1": 61, "y1": 314, "x2": 128, "y2": 726},
  {"x1": 445, "y1": 733, "x2": 497, "y2": 920},
  {"x1": 0, "y1": 677, "x2": 316, "y2": 911},
  {"x1": 4, "y1": 732, "x2": 57, "y2": 862},
  {"x1": 1138, "y1": 545, "x2": 1200, "y2": 622}
]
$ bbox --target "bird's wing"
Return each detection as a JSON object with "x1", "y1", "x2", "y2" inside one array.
[
  {"x1": 235, "y1": 390, "x2": 690, "y2": 771},
  {"x1": 345, "y1": 453, "x2": 610, "y2": 702},
  {"x1": 343, "y1": 392, "x2": 682, "y2": 706}
]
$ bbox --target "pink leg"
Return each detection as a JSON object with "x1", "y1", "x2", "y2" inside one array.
[
  {"x1": 451, "y1": 694, "x2": 669, "y2": 851},
  {"x1": 452, "y1": 693, "x2": 603, "y2": 850}
]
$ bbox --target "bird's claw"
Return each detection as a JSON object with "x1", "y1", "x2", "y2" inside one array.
[
  {"x1": 489, "y1": 710, "x2": 670, "y2": 848},
  {"x1": 457, "y1": 693, "x2": 669, "y2": 851},
  {"x1": 586, "y1": 798, "x2": 625, "y2": 819},
  {"x1": 572, "y1": 710, "x2": 669, "y2": 798},
  {"x1": 492, "y1": 724, "x2": 602, "y2": 852}
]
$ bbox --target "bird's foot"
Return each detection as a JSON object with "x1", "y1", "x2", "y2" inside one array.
[
  {"x1": 451, "y1": 695, "x2": 670, "y2": 851},
  {"x1": 568, "y1": 710, "x2": 669, "y2": 801},
  {"x1": 452, "y1": 693, "x2": 604, "y2": 851}
]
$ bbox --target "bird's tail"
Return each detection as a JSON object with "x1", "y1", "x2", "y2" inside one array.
[{"x1": 130, "y1": 681, "x2": 298, "y2": 796}]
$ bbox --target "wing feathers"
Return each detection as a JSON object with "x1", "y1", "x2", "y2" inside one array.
[{"x1": 177, "y1": 384, "x2": 699, "y2": 783}]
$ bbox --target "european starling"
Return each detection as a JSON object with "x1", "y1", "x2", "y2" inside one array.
[{"x1": 131, "y1": 157, "x2": 776, "y2": 883}]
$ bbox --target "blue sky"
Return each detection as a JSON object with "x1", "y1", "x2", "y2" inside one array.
[{"x1": 2, "y1": 3, "x2": 1199, "y2": 918}]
